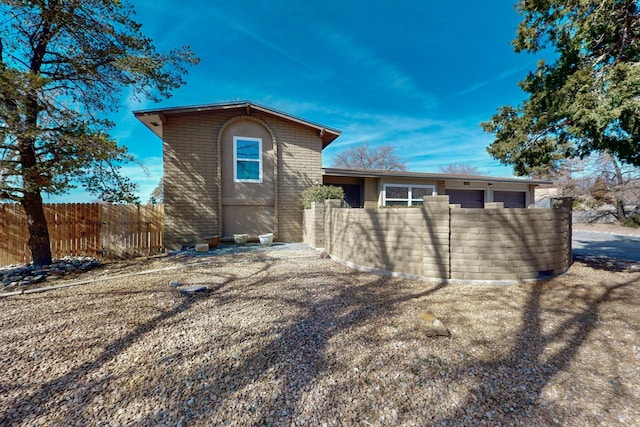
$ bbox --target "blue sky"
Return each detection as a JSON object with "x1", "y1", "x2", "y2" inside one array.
[{"x1": 50, "y1": 1, "x2": 545, "y2": 203}]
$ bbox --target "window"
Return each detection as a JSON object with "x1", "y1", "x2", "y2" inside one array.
[
  {"x1": 233, "y1": 136, "x2": 262, "y2": 183},
  {"x1": 383, "y1": 184, "x2": 435, "y2": 206}
]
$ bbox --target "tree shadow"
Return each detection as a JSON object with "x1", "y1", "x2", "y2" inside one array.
[
  {"x1": 572, "y1": 232, "x2": 640, "y2": 264},
  {"x1": 178, "y1": 267, "x2": 448, "y2": 425},
  {"x1": 0, "y1": 258, "x2": 276, "y2": 425},
  {"x1": 429, "y1": 275, "x2": 637, "y2": 425}
]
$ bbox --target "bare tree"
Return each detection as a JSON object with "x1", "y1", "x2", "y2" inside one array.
[
  {"x1": 149, "y1": 177, "x2": 164, "y2": 204},
  {"x1": 332, "y1": 142, "x2": 407, "y2": 171},
  {"x1": 552, "y1": 153, "x2": 640, "y2": 221},
  {"x1": 439, "y1": 163, "x2": 483, "y2": 176}
]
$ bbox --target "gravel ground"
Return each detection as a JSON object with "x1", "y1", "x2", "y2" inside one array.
[{"x1": 0, "y1": 245, "x2": 638, "y2": 426}]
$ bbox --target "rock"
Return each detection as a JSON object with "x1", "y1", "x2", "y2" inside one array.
[
  {"x1": 179, "y1": 285, "x2": 208, "y2": 295},
  {"x1": 32, "y1": 275, "x2": 46, "y2": 283},
  {"x1": 169, "y1": 280, "x2": 180, "y2": 288},
  {"x1": 417, "y1": 311, "x2": 451, "y2": 337},
  {"x1": 194, "y1": 244, "x2": 209, "y2": 252}
]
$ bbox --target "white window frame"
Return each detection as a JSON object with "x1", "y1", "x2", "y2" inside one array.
[
  {"x1": 383, "y1": 184, "x2": 436, "y2": 206},
  {"x1": 233, "y1": 136, "x2": 263, "y2": 183}
]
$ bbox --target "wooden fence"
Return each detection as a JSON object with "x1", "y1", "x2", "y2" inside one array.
[{"x1": 0, "y1": 203, "x2": 164, "y2": 266}]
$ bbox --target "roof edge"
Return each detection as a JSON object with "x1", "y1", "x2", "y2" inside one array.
[
  {"x1": 133, "y1": 100, "x2": 341, "y2": 147},
  {"x1": 322, "y1": 167, "x2": 553, "y2": 185}
]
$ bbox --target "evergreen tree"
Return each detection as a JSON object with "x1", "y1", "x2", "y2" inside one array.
[
  {"x1": 482, "y1": 0, "x2": 640, "y2": 177},
  {"x1": 0, "y1": 1, "x2": 199, "y2": 265}
]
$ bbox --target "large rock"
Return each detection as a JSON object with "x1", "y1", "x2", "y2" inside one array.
[{"x1": 417, "y1": 311, "x2": 450, "y2": 337}]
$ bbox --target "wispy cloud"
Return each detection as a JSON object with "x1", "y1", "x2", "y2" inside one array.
[
  {"x1": 206, "y1": 9, "x2": 316, "y2": 74},
  {"x1": 319, "y1": 107, "x2": 515, "y2": 177},
  {"x1": 440, "y1": 61, "x2": 535, "y2": 104},
  {"x1": 311, "y1": 26, "x2": 437, "y2": 109}
]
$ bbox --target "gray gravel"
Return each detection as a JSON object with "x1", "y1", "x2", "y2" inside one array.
[{"x1": 0, "y1": 246, "x2": 638, "y2": 426}]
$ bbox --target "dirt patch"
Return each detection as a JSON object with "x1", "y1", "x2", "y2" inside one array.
[{"x1": 0, "y1": 247, "x2": 638, "y2": 426}]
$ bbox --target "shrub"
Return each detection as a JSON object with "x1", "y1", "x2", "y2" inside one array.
[
  {"x1": 301, "y1": 185, "x2": 344, "y2": 209},
  {"x1": 623, "y1": 213, "x2": 640, "y2": 228}
]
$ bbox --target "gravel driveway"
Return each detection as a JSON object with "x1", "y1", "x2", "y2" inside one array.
[{"x1": 1, "y1": 245, "x2": 638, "y2": 426}]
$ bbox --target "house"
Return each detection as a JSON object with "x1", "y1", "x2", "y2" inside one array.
[
  {"x1": 323, "y1": 168, "x2": 547, "y2": 209},
  {"x1": 134, "y1": 101, "x2": 548, "y2": 250}
]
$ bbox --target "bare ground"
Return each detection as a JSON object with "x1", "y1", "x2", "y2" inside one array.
[{"x1": 0, "y1": 246, "x2": 638, "y2": 426}]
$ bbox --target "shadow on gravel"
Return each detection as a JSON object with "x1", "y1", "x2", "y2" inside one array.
[
  {"x1": 0, "y1": 260, "x2": 273, "y2": 426},
  {"x1": 199, "y1": 270, "x2": 448, "y2": 425},
  {"x1": 428, "y1": 273, "x2": 638, "y2": 425},
  {"x1": 2, "y1": 252, "x2": 638, "y2": 425}
]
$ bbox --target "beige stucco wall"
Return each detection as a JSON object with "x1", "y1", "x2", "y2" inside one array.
[
  {"x1": 312, "y1": 196, "x2": 572, "y2": 282},
  {"x1": 162, "y1": 110, "x2": 323, "y2": 249}
]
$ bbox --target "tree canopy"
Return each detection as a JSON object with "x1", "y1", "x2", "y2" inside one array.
[
  {"x1": 0, "y1": 0, "x2": 198, "y2": 264},
  {"x1": 482, "y1": 0, "x2": 640, "y2": 177},
  {"x1": 332, "y1": 141, "x2": 407, "y2": 171}
]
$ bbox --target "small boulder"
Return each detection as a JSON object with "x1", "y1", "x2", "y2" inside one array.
[
  {"x1": 417, "y1": 311, "x2": 450, "y2": 337},
  {"x1": 180, "y1": 285, "x2": 207, "y2": 295},
  {"x1": 169, "y1": 280, "x2": 180, "y2": 288}
]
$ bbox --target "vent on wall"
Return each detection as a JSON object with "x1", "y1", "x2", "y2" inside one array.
[{"x1": 538, "y1": 270, "x2": 554, "y2": 278}]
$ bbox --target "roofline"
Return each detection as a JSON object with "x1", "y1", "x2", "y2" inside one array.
[
  {"x1": 322, "y1": 167, "x2": 552, "y2": 185},
  {"x1": 133, "y1": 100, "x2": 341, "y2": 148}
]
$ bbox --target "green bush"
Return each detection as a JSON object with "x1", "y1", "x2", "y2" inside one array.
[
  {"x1": 623, "y1": 213, "x2": 640, "y2": 228},
  {"x1": 301, "y1": 185, "x2": 344, "y2": 209}
]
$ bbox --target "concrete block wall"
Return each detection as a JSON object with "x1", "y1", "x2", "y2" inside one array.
[
  {"x1": 268, "y1": 119, "x2": 323, "y2": 242},
  {"x1": 162, "y1": 110, "x2": 323, "y2": 249},
  {"x1": 449, "y1": 205, "x2": 571, "y2": 280},
  {"x1": 308, "y1": 196, "x2": 572, "y2": 282},
  {"x1": 325, "y1": 205, "x2": 426, "y2": 276},
  {"x1": 421, "y1": 196, "x2": 451, "y2": 278},
  {"x1": 163, "y1": 112, "x2": 233, "y2": 249},
  {"x1": 303, "y1": 202, "x2": 326, "y2": 248}
]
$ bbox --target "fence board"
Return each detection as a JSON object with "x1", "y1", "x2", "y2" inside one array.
[{"x1": 0, "y1": 203, "x2": 164, "y2": 266}]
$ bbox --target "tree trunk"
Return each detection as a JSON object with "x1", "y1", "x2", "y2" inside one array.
[
  {"x1": 616, "y1": 199, "x2": 626, "y2": 222},
  {"x1": 21, "y1": 191, "x2": 52, "y2": 266},
  {"x1": 612, "y1": 157, "x2": 627, "y2": 221}
]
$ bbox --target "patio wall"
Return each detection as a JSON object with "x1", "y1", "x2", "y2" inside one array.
[{"x1": 305, "y1": 196, "x2": 572, "y2": 282}]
